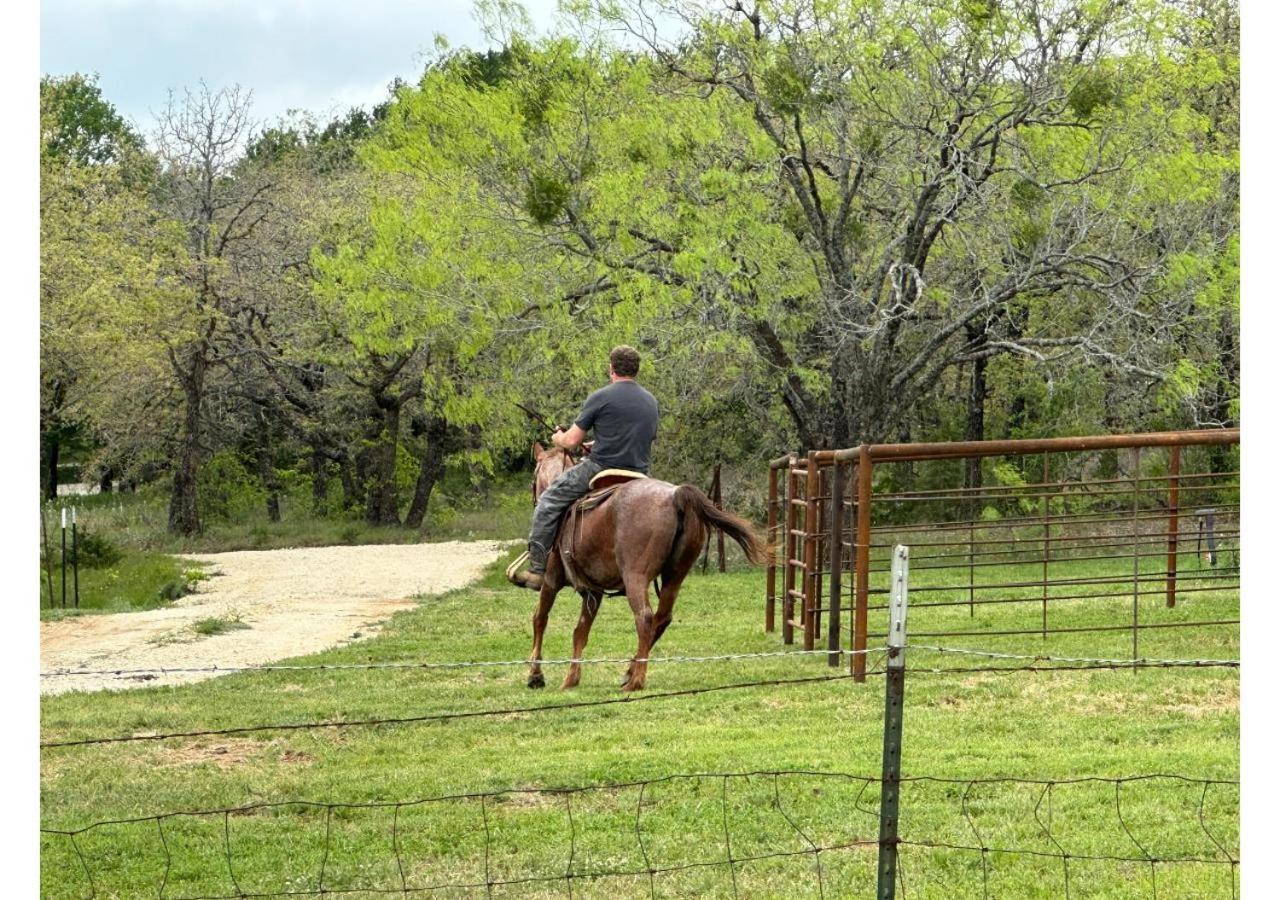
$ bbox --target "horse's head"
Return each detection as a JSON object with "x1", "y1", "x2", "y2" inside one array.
[{"x1": 531, "y1": 441, "x2": 577, "y2": 501}]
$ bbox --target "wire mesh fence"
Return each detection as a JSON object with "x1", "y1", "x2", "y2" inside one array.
[
  {"x1": 40, "y1": 770, "x2": 1239, "y2": 899},
  {"x1": 39, "y1": 534, "x2": 1240, "y2": 897}
]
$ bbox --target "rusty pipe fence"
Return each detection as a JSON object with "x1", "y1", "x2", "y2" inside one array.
[{"x1": 765, "y1": 429, "x2": 1240, "y2": 681}]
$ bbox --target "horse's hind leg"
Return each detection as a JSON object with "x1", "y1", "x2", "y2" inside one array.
[
  {"x1": 648, "y1": 577, "x2": 683, "y2": 654},
  {"x1": 646, "y1": 525, "x2": 705, "y2": 658},
  {"x1": 621, "y1": 573, "x2": 657, "y2": 692},
  {"x1": 527, "y1": 583, "x2": 559, "y2": 689},
  {"x1": 562, "y1": 591, "x2": 601, "y2": 690},
  {"x1": 629, "y1": 522, "x2": 711, "y2": 681}
]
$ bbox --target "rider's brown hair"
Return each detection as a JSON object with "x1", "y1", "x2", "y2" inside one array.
[{"x1": 610, "y1": 345, "x2": 641, "y2": 378}]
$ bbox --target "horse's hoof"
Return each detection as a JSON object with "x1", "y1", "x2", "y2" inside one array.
[
  {"x1": 527, "y1": 673, "x2": 545, "y2": 689},
  {"x1": 561, "y1": 678, "x2": 579, "y2": 690},
  {"x1": 622, "y1": 681, "x2": 645, "y2": 693}
]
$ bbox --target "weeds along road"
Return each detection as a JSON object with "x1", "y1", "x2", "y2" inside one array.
[{"x1": 39, "y1": 541, "x2": 507, "y2": 695}]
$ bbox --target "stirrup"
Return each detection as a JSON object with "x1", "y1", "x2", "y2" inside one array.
[
  {"x1": 505, "y1": 551, "x2": 530, "y2": 584},
  {"x1": 506, "y1": 551, "x2": 545, "y2": 590}
]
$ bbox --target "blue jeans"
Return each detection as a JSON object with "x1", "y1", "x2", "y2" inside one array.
[{"x1": 527, "y1": 458, "x2": 603, "y2": 573}]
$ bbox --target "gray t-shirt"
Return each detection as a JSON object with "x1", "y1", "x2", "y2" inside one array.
[{"x1": 574, "y1": 380, "x2": 659, "y2": 473}]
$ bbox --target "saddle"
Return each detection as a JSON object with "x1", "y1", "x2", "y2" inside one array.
[{"x1": 557, "y1": 469, "x2": 647, "y2": 588}]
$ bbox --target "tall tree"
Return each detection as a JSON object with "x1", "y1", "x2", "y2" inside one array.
[
  {"x1": 40, "y1": 75, "x2": 169, "y2": 500},
  {"x1": 385, "y1": 2, "x2": 1236, "y2": 454},
  {"x1": 152, "y1": 83, "x2": 275, "y2": 534}
]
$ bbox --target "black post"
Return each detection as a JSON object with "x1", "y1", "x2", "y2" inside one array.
[
  {"x1": 876, "y1": 545, "x2": 910, "y2": 900},
  {"x1": 60, "y1": 507, "x2": 67, "y2": 609},
  {"x1": 714, "y1": 464, "x2": 725, "y2": 573},
  {"x1": 72, "y1": 506, "x2": 80, "y2": 608}
]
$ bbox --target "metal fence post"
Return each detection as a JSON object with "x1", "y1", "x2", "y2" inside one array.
[
  {"x1": 72, "y1": 506, "x2": 80, "y2": 609},
  {"x1": 876, "y1": 544, "x2": 909, "y2": 900},
  {"x1": 714, "y1": 464, "x2": 725, "y2": 573},
  {"x1": 60, "y1": 506, "x2": 67, "y2": 610},
  {"x1": 1166, "y1": 447, "x2": 1180, "y2": 607},
  {"x1": 766, "y1": 462, "x2": 779, "y2": 632},
  {"x1": 803, "y1": 452, "x2": 820, "y2": 651},
  {"x1": 827, "y1": 460, "x2": 844, "y2": 667},
  {"x1": 853, "y1": 446, "x2": 873, "y2": 682}
]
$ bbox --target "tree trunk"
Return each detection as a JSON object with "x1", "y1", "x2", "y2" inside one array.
[
  {"x1": 42, "y1": 433, "x2": 60, "y2": 502},
  {"x1": 404, "y1": 415, "x2": 448, "y2": 530},
  {"x1": 963, "y1": 321, "x2": 988, "y2": 493},
  {"x1": 168, "y1": 370, "x2": 204, "y2": 536},
  {"x1": 339, "y1": 453, "x2": 360, "y2": 510},
  {"x1": 897, "y1": 420, "x2": 915, "y2": 493},
  {"x1": 364, "y1": 398, "x2": 402, "y2": 526},
  {"x1": 252, "y1": 410, "x2": 282, "y2": 523},
  {"x1": 1207, "y1": 307, "x2": 1238, "y2": 474},
  {"x1": 256, "y1": 445, "x2": 281, "y2": 523},
  {"x1": 310, "y1": 445, "x2": 330, "y2": 516}
]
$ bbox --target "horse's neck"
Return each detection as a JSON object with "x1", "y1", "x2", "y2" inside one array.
[{"x1": 536, "y1": 457, "x2": 577, "y2": 498}]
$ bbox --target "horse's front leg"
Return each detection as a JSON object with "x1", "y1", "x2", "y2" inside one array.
[
  {"x1": 527, "y1": 582, "x2": 560, "y2": 689},
  {"x1": 562, "y1": 591, "x2": 601, "y2": 690}
]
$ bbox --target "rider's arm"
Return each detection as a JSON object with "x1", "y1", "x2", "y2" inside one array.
[{"x1": 552, "y1": 424, "x2": 588, "y2": 451}]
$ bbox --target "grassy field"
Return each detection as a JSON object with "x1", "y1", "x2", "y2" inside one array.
[
  {"x1": 38, "y1": 547, "x2": 202, "y2": 619},
  {"x1": 39, "y1": 538, "x2": 1238, "y2": 898}
]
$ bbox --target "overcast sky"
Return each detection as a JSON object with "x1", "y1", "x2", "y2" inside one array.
[{"x1": 41, "y1": 0, "x2": 565, "y2": 136}]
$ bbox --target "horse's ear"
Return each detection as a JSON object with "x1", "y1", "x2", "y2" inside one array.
[{"x1": 532, "y1": 442, "x2": 544, "y2": 459}]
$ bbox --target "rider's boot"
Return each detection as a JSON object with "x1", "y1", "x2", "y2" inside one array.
[
  {"x1": 511, "y1": 570, "x2": 543, "y2": 591},
  {"x1": 507, "y1": 546, "x2": 546, "y2": 591}
]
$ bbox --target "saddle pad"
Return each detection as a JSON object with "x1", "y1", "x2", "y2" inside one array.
[{"x1": 588, "y1": 468, "x2": 647, "y2": 489}]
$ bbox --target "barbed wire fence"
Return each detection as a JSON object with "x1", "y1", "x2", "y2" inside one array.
[{"x1": 40, "y1": 546, "x2": 1239, "y2": 897}]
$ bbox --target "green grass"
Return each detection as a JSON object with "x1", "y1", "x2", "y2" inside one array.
[
  {"x1": 190, "y1": 614, "x2": 251, "y2": 637},
  {"x1": 39, "y1": 544, "x2": 1238, "y2": 898},
  {"x1": 38, "y1": 549, "x2": 200, "y2": 619}
]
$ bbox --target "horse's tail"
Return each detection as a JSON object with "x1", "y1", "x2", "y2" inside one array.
[{"x1": 673, "y1": 484, "x2": 768, "y2": 566}]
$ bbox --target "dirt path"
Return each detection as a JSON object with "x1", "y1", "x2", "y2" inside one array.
[{"x1": 40, "y1": 541, "x2": 507, "y2": 695}]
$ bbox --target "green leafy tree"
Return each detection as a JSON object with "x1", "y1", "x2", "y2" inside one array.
[
  {"x1": 383, "y1": 2, "x2": 1236, "y2": 459},
  {"x1": 40, "y1": 75, "x2": 176, "y2": 500}
]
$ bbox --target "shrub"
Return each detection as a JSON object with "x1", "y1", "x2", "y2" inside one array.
[
  {"x1": 72, "y1": 529, "x2": 123, "y2": 568},
  {"x1": 157, "y1": 567, "x2": 208, "y2": 602},
  {"x1": 192, "y1": 613, "x2": 249, "y2": 636},
  {"x1": 198, "y1": 452, "x2": 266, "y2": 523}
]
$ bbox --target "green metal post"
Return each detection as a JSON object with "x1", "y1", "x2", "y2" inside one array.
[{"x1": 876, "y1": 544, "x2": 909, "y2": 899}]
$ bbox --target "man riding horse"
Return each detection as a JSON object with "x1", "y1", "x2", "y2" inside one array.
[
  {"x1": 509, "y1": 345, "x2": 763, "y2": 691},
  {"x1": 510, "y1": 345, "x2": 659, "y2": 591}
]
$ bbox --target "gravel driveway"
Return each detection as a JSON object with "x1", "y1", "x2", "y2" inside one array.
[{"x1": 40, "y1": 541, "x2": 506, "y2": 695}]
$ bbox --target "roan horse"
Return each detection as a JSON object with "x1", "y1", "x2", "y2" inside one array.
[{"x1": 522, "y1": 442, "x2": 766, "y2": 692}]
